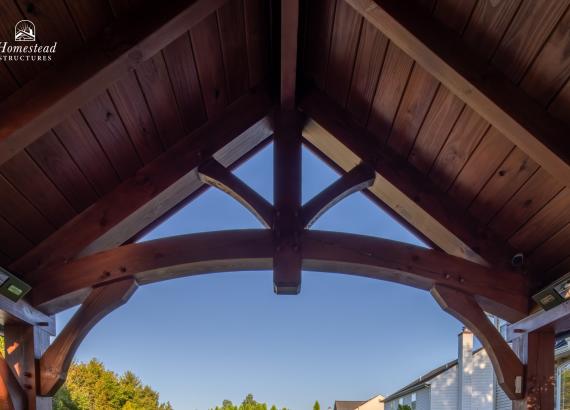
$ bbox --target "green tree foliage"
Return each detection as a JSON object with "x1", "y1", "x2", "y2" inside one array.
[
  {"x1": 313, "y1": 401, "x2": 320, "y2": 410},
  {"x1": 53, "y1": 359, "x2": 172, "y2": 410},
  {"x1": 397, "y1": 405, "x2": 412, "y2": 410},
  {"x1": 211, "y1": 394, "x2": 288, "y2": 410}
]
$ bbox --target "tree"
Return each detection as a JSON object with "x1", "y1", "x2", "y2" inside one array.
[
  {"x1": 313, "y1": 401, "x2": 320, "y2": 410},
  {"x1": 398, "y1": 405, "x2": 412, "y2": 410},
  {"x1": 53, "y1": 358, "x2": 172, "y2": 410}
]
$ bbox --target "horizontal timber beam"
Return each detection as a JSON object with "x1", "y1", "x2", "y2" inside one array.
[
  {"x1": 198, "y1": 159, "x2": 274, "y2": 228},
  {"x1": 431, "y1": 285, "x2": 524, "y2": 400},
  {"x1": 300, "y1": 90, "x2": 517, "y2": 269},
  {"x1": 0, "y1": 294, "x2": 54, "y2": 336},
  {"x1": 302, "y1": 163, "x2": 375, "y2": 228},
  {"x1": 345, "y1": 0, "x2": 570, "y2": 186},
  {"x1": 507, "y1": 300, "x2": 570, "y2": 341},
  {"x1": 11, "y1": 91, "x2": 273, "y2": 280},
  {"x1": 31, "y1": 230, "x2": 528, "y2": 321},
  {"x1": 39, "y1": 279, "x2": 137, "y2": 396},
  {"x1": 0, "y1": 0, "x2": 229, "y2": 165}
]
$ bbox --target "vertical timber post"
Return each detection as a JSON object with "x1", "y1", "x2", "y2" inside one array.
[
  {"x1": 4, "y1": 324, "x2": 52, "y2": 410},
  {"x1": 273, "y1": 110, "x2": 303, "y2": 294},
  {"x1": 512, "y1": 329, "x2": 555, "y2": 410}
]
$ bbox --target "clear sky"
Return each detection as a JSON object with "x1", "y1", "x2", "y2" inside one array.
[{"x1": 57, "y1": 144, "x2": 464, "y2": 410}]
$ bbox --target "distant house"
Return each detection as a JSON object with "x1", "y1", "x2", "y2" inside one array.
[
  {"x1": 334, "y1": 394, "x2": 384, "y2": 410},
  {"x1": 383, "y1": 327, "x2": 570, "y2": 410},
  {"x1": 383, "y1": 328, "x2": 498, "y2": 410}
]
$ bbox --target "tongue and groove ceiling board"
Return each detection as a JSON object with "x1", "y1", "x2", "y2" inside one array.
[
  {"x1": 0, "y1": 0, "x2": 568, "y2": 294},
  {"x1": 302, "y1": 0, "x2": 570, "y2": 289}
]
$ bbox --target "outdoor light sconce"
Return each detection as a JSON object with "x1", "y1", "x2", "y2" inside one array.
[
  {"x1": 533, "y1": 271, "x2": 570, "y2": 310},
  {"x1": 0, "y1": 266, "x2": 31, "y2": 302}
]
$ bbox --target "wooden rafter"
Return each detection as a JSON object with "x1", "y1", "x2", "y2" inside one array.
[
  {"x1": 302, "y1": 163, "x2": 375, "y2": 228},
  {"x1": 0, "y1": 294, "x2": 55, "y2": 336},
  {"x1": 431, "y1": 285, "x2": 524, "y2": 400},
  {"x1": 30, "y1": 230, "x2": 528, "y2": 320},
  {"x1": 198, "y1": 159, "x2": 274, "y2": 228},
  {"x1": 0, "y1": 0, "x2": 230, "y2": 165},
  {"x1": 300, "y1": 90, "x2": 517, "y2": 268},
  {"x1": 345, "y1": 0, "x2": 570, "y2": 186},
  {"x1": 280, "y1": 0, "x2": 300, "y2": 109},
  {"x1": 11, "y1": 91, "x2": 273, "y2": 280},
  {"x1": 39, "y1": 279, "x2": 137, "y2": 396}
]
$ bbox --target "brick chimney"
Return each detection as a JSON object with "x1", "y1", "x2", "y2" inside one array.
[{"x1": 458, "y1": 327, "x2": 473, "y2": 410}]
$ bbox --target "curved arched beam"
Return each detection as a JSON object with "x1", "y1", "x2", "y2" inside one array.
[
  {"x1": 31, "y1": 230, "x2": 527, "y2": 321},
  {"x1": 431, "y1": 285, "x2": 524, "y2": 400},
  {"x1": 39, "y1": 279, "x2": 137, "y2": 396},
  {"x1": 198, "y1": 159, "x2": 274, "y2": 228},
  {"x1": 0, "y1": 355, "x2": 26, "y2": 410},
  {"x1": 302, "y1": 163, "x2": 375, "y2": 228}
]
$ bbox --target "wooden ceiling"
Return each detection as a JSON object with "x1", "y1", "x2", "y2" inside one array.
[{"x1": 0, "y1": 0, "x2": 568, "y2": 294}]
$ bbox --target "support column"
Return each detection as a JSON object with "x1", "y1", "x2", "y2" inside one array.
[
  {"x1": 512, "y1": 329, "x2": 555, "y2": 410},
  {"x1": 4, "y1": 324, "x2": 52, "y2": 410},
  {"x1": 273, "y1": 110, "x2": 302, "y2": 294}
]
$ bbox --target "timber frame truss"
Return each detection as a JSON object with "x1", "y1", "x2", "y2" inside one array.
[{"x1": 0, "y1": 0, "x2": 567, "y2": 408}]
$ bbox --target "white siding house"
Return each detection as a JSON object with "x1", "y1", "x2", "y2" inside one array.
[{"x1": 383, "y1": 329, "x2": 495, "y2": 410}]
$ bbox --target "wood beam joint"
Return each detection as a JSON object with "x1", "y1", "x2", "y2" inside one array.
[
  {"x1": 302, "y1": 163, "x2": 375, "y2": 228},
  {"x1": 198, "y1": 158, "x2": 274, "y2": 228},
  {"x1": 431, "y1": 284, "x2": 524, "y2": 400}
]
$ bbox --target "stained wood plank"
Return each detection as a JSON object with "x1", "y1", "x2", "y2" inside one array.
[
  {"x1": 27, "y1": 131, "x2": 98, "y2": 212},
  {"x1": 81, "y1": 92, "x2": 142, "y2": 180},
  {"x1": 408, "y1": 87, "x2": 464, "y2": 174},
  {"x1": 492, "y1": 0, "x2": 569, "y2": 83},
  {"x1": 549, "y1": 79, "x2": 570, "y2": 127},
  {"x1": 433, "y1": 0, "x2": 477, "y2": 34},
  {"x1": 108, "y1": 0, "x2": 147, "y2": 17},
  {"x1": 429, "y1": 107, "x2": 489, "y2": 191},
  {"x1": 218, "y1": 0, "x2": 249, "y2": 102},
  {"x1": 65, "y1": 0, "x2": 114, "y2": 41},
  {"x1": 303, "y1": 0, "x2": 337, "y2": 89},
  {"x1": 346, "y1": 22, "x2": 388, "y2": 125},
  {"x1": 191, "y1": 13, "x2": 229, "y2": 118},
  {"x1": 469, "y1": 148, "x2": 538, "y2": 224},
  {"x1": 448, "y1": 127, "x2": 514, "y2": 209},
  {"x1": 367, "y1": 42, "x2": 413, "y2": 142},
  {"x1": 244, "y1": 0, "x2": 269, "y2": 87},
  {"x1": 136, "y1": 53, "x2": 186, "y2": 147},
  {"x1": 54, "y1": 112, "x2": 119, "y2": 196},
  {"x1": 0, "y1": 65, "x2": 18, "y2": 101},
  {"x1": 325, "y1": 0, "x2": 363, "y2": 106},
  {"x1": 0, "y1": 0, "x2": 229, "y2": 165},
  {"x1": 1, "y1": 152, "x2": 76, "y2": 226},
  {"x1": 509, "y1": 188, "x2": 570, "y2": 253},
  {"x1": 462, "y1": 0, "x2": 522, "y2": 60},
  {"x1": 108, "y1": 71, "x2": 164, "y2": 163},
  {"x1": 387, "y1": 64, "x2": 439, "y2": 157},
  {"x1": 0, "y1": 217, "x2": 34, "y2": 260},
  {"x1": 530, "y1": 223, "x2": 570, "y2": 272},
  {"x1": 0, "y1": 175, "x2": 53, "y2": 244},
  {"x1": 15, "y1": 0, "x2": 83, "y2": 61},
  {"x1": 162, "y1": 33, "x2": 207, "y2": 133},
  {"x1": 345, "y1": 0, "x2": 570, "y2": 186},
  {"x1": 521, "y1": 6, "x2": 570, "y2": 106},
  {"x1": 12, "y1": 91, "x2": 272, "y2": 276},
  {"x1": 490, "y1": 169, "x2": 563, "y2": 240}
]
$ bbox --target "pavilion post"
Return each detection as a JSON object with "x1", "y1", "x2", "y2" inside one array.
[
  {"x1": 511, "y1": 329, "x2": 555, "y2": 410},
  {"x1": 4, "y1": 324, "x2": 52, "y2": 410}
]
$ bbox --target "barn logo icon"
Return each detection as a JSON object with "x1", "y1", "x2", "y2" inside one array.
[{"x1": 15, "y1": 20, "x2": 35, "y2": 41}]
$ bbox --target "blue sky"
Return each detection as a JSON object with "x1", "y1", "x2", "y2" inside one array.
[{"x1": 57, "y1": 144, "x2": 463, "y2": 410}]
